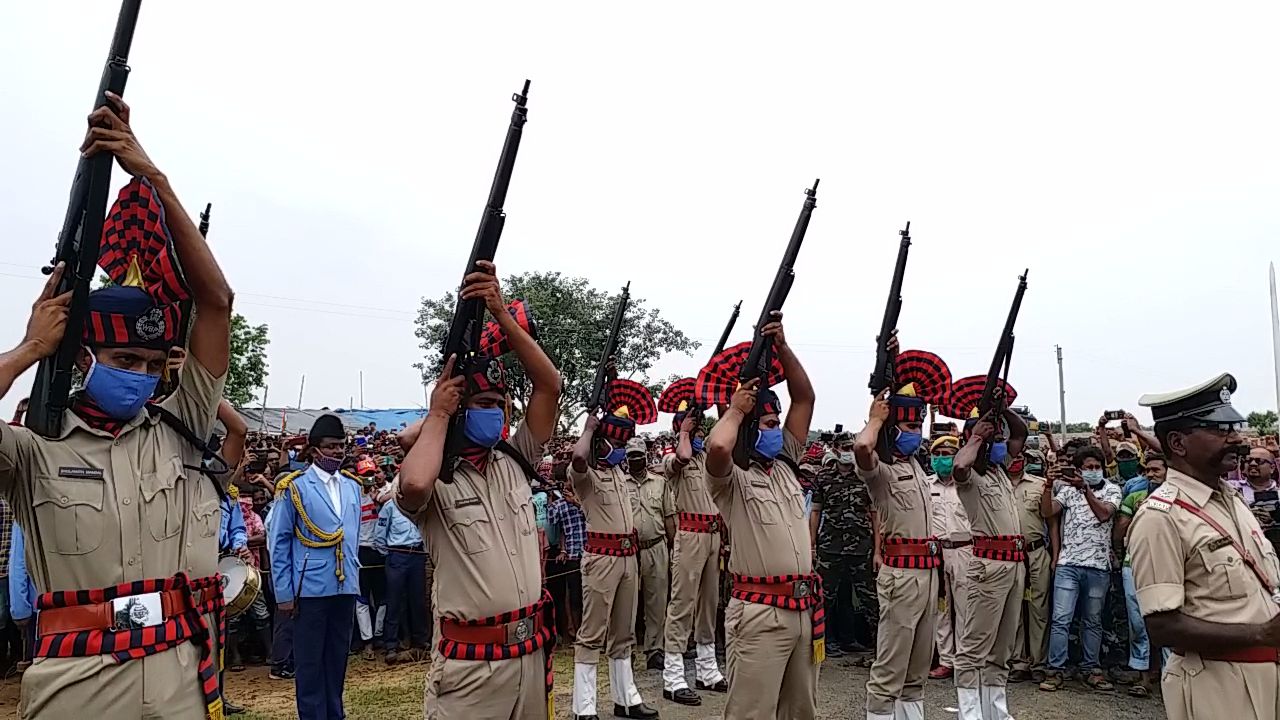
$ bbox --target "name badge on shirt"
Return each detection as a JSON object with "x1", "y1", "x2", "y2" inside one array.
[
  {"x1": 454, "y1": 496, "x2": 483, "y2": 508},
  {"x1": 1206, "y1": 537, "x2": 1234, "y2": 552},
  {"x1": 58, "y1": 466, "x2": 104, "y2": 480}
]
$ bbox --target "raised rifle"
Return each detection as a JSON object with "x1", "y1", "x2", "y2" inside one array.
[
  {"x1": 438, "y1": 80, "x2": 531, "y2": 483},
  {"x1": 869, "y1": 222, "x2": 912, "y2": 462},
  {"x1": 26, "y1": 0, "x2": 143, "y2": 438},
  {"x1": 734, "y1": 180, "x2": 819, "y2": 469},
  {"x1": 198, "y1": 202, "x2": 212, "y2": 238},
  {"x1": 586, "y1": 282, "x2": 631, "y2": 412},
  {"x1": 972, "y1": 270, "x2": 1029, "y2": 475}
]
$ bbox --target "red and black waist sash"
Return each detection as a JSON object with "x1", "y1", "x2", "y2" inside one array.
[
  {"x1": 585, "y1": 530, "x2": 639, "y2": 557},
  {"x1": 678, "y1": 512, "x2": 722, "y2": 534},
  {"x1": 731, "y1": 573, "x2": 826, "y2": 662},
  {"x1": 972, "y1": 534, "x2": 1027, "y2": 562},
  {"x1": 35, "y1": 573, "x2": 225, "y2": 720},
  {"x1": 881, "y1": 537, "x2": 943, "y2": 569},
  {"x1": 439, "y1": 590, "x2": 556, "y2": 711}
]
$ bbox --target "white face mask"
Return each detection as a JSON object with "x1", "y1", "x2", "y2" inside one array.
[
  {"x1": 1082, "y1": 469, "x2": 1106, "y2": 487},
  {"x1": 837, "y1": 451, "x2": 855, "y2": 465}
]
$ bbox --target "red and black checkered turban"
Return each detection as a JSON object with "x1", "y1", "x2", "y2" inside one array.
[
  {"x1": 594, "y1": 378, "x2": 657, "y2": 444},
  {"x1": 888, "y1": 350, "x2": 953, "y2": 423},
  {"x1": 694, "y1": 341, "x2": 785, "y2": 407},
  {"x1": 479, "y1": 299, "x2": 538, "y2": 357},
  {"x1": 85, "y1": 177, "x2": 191, "y2": 349},
  {"x1": 659, "y1": 377, "x2": 696, "y2": 429},
  {"x1": 758, "y1": 389, "x2": 782, "y2": 417},
  {"x1": 938, "y1": 374, "x2": 1018, "y2": 424}
]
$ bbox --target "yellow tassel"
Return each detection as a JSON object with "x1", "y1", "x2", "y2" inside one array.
[
  {"x1": 812, "y1": 638, "x2": 825, "y2": 665},
  {"x1": 547, "y1": 695, "x2": 555, "y2": 719},
  {"x1": 937, "y1": 597, "x2": 948, "y2": 614},
  {"x1": 1023, "y1": 588, "x2": 1032, "y2": 601},
  {"x1": 207, "y1": 697, "x2": 225, "y2": 720},
  {"x1": 122, "y1": 256, "x2": 145, "y2": 288}
]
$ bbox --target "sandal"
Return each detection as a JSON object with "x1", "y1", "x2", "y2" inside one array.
[
  {"x1": 1085, "y1": 672, "x2": 1114, "y2": 691},
  {"x1": 1128, "y1": 683, "x2": 1151, "y2": 698}
]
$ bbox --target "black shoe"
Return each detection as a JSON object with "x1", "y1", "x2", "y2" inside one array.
[
  {"x1": 824, "y1": 644, "x2": 847, "y2": 658},
  {"x1": 663, "y1": 688, "x2": 701, "y2": 706},
  {"x1": 695, "y1": 679, "x2": 728, "y2": 693},
  {"x1": 573, "y1": 716, "x2": 600, "y2": 720},
  {"x1": 614, "y1": 703, "x2": 659, "y2": 719},
  {"x1": 223, "y1": 700, "x2": 246, "y2": 715},
  {"x1": 646, "y1": 652, "x2": 664, "y2": 670},
  {"x1": 682, "y1": 648, "x2": 696, "y2": 659},
  {"x1": 268, "y1": 668, "x2": 295, "y2": 680}
]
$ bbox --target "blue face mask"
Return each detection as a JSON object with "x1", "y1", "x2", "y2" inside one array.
[
  {"x1": 691, "y1": 438, "x2": 705, "y2": 453},
  {"x1": 755, "y1": 428, "x2": 784, "y2": 460},
  {"x1": 894, "y1": 430, "x2": 923, "y2": 456},
  {"x1": 605, "y1": 447, "x2": 627, "y2": 467},
  {"x1": 84, "y1": 356, "x2": 159, "y2": 420},
  {"x1": 989, "y1": 441, "x2": 1009, "y2": 466},
  {"x1": 463, "y1": 407, "x2": 504, "y2": 448}
]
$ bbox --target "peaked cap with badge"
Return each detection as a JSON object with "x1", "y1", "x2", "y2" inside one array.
[
  {"x1": 85, "y1": 177, "x2": 191, "y2": 350},
  {"x1": 1139, "y1": 372, "x2": 1245, "y2": 426}
]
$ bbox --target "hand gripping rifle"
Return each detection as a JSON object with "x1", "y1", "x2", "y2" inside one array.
[
  {"x1": 868, "y1": 222, "x2": 912, "y2": 462},
  {"x1": 438, "y1": 80, "x2": 531, "y2": 483},
  {"x1": 972, "y1": 270, "x2": 1029, "y2": 475},
  {"x1": 586, "y1": 282, "x2": 631, "y2": 413},
  {"x1": 733, "y1": 180, "x2": 819, "y2": 469},
  {"x1": 26, "y1": 0, "x2": 143, "y2": 438}
]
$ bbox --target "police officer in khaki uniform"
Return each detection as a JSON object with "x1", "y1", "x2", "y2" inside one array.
[
  {"x1": 659, "y1": 399, "x2": 727, "y2": 706},
  {"x1": 1130, "y1": 373, "x2": 1280, "y2": 720},
  {"x1": 0, "y1": 94, "x2": 234, "y2": 720},
  {"x1": 396, "y1": 262, "x2": 561, "y2": 720},
  {"x1": 1009, "y1": 449, "x2": 1052, "y2": 683},
  {"x1": 704, "y1": 317, "x2": 820, "y2": 720},
  {"x1": 949, "y1": 376, "x2": 1029, "y2": 720},
  {"x1": 569, "y1": 380, "x2": 660, "y2": 720},
  {"x1": 928, "y1": 435, "x2": 972, "y2": 681},
  {"x1": 853, "y1": 346, "x2": 952, "y2": 720},
  {"x1": 623, "y1": 437, "x2": 675, "y2": 667}
]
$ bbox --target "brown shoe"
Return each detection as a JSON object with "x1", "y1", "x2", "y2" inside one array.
[
  {"x1": 1038, "y1": 671, "x2": 1064, "y2": 692},
  {"x1": 1085, "y1": 670, "x2": 1114, "y2": 691},
  {"x1": 929, "y1": 665, "x2": 953, "y2": 680},
  {"x1": 1009, "y1": 668, "x2": 1031, "y2": 683}
]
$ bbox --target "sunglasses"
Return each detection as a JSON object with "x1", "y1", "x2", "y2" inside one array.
[
  {"x1": 1184, "y1": 421, "x2": 1244, "y2": 433},
  {"x1": 1246, "y1": 458, "x2": 1275, "y2": 466}
]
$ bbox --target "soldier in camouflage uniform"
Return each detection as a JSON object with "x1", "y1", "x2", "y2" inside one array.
[{"x1": 810, "y1": 432, "x2": 877, "y2": 657}]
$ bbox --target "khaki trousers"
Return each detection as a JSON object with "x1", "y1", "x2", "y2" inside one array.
[
  {"x1": 1162, "y1": 653, "x2": 1280, "y2": 720},
  {"x1": 955, "y1": 557, "x2": 1023, "y2": 688},
  {"x1": 866, "y1": 565, "x2": 938, "y2": 714},
  {"x1": 935, "y1": 546, "x2": 973, "y2": 669},
  {"x1": 576, "y1": 552, "x2": 638, "y2": 663},
  {"x1": 424, "y1": 650, "x2": 547, "y2": 720},
  {"x1": 724, "y1": 598, "x2": 819, "y2": 720},
  {"x1": 20, "y1": 642, "x2": 208, "y2": 720},
  {"x1": 664, "y1": 529, "x2": 721, "y2": 652},
  {"x1": 1013, "y1": 545, "x2": 1051, "y2": 669},
  {"x1": 638, "y1": 542, "x2": 670, "y2": 655}
]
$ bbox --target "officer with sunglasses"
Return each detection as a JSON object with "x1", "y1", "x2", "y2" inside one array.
[{"x1": 1128, "y1": 373, "x2": 1280, "y2": 720}]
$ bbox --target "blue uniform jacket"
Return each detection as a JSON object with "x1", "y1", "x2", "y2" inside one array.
[
  {"x1": 269, "y1": 466, "x2": 362, "y2": 604},
  {"x1": 219, "y1": 494, "x2": 248, "y2": 553},
  {"x1": 9, "y1": 522, "x2": 36, "y2": 622}
]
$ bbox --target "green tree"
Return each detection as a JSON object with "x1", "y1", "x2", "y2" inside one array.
[
  {"x1": 1248, "y1": 410, "x2": 1278, "y2": 435},
  {"x1": 225, "y1": 314, "x2": 270, "y2": 406},
  {"x1": 415, "y1": 272, "x2": 699, "y2": 431}
]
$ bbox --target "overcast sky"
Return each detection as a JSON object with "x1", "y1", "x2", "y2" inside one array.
[{"x1": 3, "y1": 1, "x2": 1279, "y2": 431}]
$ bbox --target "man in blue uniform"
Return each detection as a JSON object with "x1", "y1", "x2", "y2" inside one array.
[
  {"x1": 270, "y1": 414, "x2": 362, "y2": 720},
  {"x1": 375, "y1": 494, "x2": 428, "y2": 664}
]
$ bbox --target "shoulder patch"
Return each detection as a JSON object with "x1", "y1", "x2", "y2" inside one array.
[
  {"x1": 1140, "y1": 498, "x2": 1172, "y2": 513},
  {"x1": 1150, "y1": 483, "x2": 1178, "y2": 501}
]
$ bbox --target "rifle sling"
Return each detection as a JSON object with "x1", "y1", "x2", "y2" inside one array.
[{"x1": 145, "y1": 404, "x2": 230, "y2": 502}]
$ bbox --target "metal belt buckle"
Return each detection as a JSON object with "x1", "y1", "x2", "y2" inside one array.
[
  {"x1": 506, "y1": 617, "x2": 535, "y2": 644},
  {"x1": 620, "y1": 537, "x2": 632, "y2": 550},
  {"x1": 792, "y1": 580, "x2": 811, "y2": 599},
  {"x1": 708, "y1": 519, "x2": 719, "y2": 532},
  {"x1": 1014, "y1": 538, "x2": 1025, "y2": 552},
  {"x1": 927, "y1": 541, "x2": 940, "y2": 556},
  {"x1": 111, "y1": 592, "x2": 164, "y2": 631}
]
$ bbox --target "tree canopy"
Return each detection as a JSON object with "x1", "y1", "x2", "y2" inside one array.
[
  {"x1": 225, "y1": 314, "x2": 270, "y2": 406},
  {"x1": 1247, "y1": 410, "x2": 1278, "y2": 435},
  {"x1": 415, "y1": 271, "x2": 699, "y2": 431}
]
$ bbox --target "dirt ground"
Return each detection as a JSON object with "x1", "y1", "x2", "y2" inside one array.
[{"x1": 0, "y1": 650, "x2": 1168, "y2": 719}]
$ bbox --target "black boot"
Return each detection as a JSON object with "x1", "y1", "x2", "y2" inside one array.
[
  {"x1": 613, "y1": 702, "x2": 659, "y2": 718},
  {"x1": 223, "y1": 698, "x2": 246, "y2": 715},
  {"x1": 663, "y1": 688, "x2": 701, "y2": 705}
]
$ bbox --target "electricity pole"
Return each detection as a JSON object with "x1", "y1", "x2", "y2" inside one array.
[{"x1": 1056, "y1": 345, "x2": 1067, "y2": 446}]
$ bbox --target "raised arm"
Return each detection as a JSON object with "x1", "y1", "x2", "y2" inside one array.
[
  {"x1": 673, "y1": 415, "x2": 696, "y2": 467},
  {"x1": 854, "y1": 391, "x2": 890, "y2": 473},
  {"x1": 1095, "y1": 417, "x2": 1116, "y2": 466},
  {"x1": 1123, "y1": 413, "x2": 1162, "y2": 453},
  {"x1": 571, "y1": 415, "x2": 600, "y2": 474},
  {"x1": 397, "y1": 357, "x2": 465, "y2": 512},
  {"x1": 707, "y1": 379, "x2": 758, "y2": 480},
  {"x1": 83, "y1": 94, "x2": 233, "y2": 376},
  {"x1": 1003, "y1": 408, "x2": 1028, "y2": 459},
  {"x1": 463, "y1": 261, "x2": 560, "y2": 446},
  {"x1": 953, "y1": 418, "x2": 996, "y2": 485},
  {"x1": 765, "y1": 317, "x2": 813, "y2": 443},
  {"x1": 0, "y1": 265, "x2": 70, "y2": 403},
  {"x1": 218, "y1": 400, "x2": 249, "y2": 469}
]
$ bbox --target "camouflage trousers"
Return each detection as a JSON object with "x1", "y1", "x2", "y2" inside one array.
[{"x1": 815, "y1": 552, "x2": 878, "y2": 647}]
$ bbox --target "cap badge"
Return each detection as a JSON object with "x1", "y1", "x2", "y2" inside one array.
[{"x1": 135, "y1": 308, "x2": 165, "y2": 342}]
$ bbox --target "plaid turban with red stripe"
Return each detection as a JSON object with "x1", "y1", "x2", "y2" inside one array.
[
  {"x1": 888, "y1": 350, "x2": 953, "y2": 423},
  {"x1": 85, "y1": 177, "x2": 191, "y2": 349}
]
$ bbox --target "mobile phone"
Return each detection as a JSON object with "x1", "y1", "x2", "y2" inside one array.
[
  {"x1": 247, "y1": 459, "x2": 268, "y2": 474},
  {"x1": 1104, "y1": 410, "x2": 1125, "y2": 421},
  {"x1": 820, "y1": 432, "x2": 834, "y2": 442},
  {"x1": 833, "y1": 423, "x2": 844, "y2": 434}
]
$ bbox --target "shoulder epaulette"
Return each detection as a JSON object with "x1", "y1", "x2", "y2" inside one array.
[
  {"x1": 227, "y1": 484, "x2": 240, "y2": 500},
  {"x1": 1140, "y1": 483, "x2": 1178, "y2": 513},
  {"x1": 340, "y1": 469, "x2": 363, "y2": 486},
  {"x1": 276, "y1": 470, "x2": 304, "y2": 496}
]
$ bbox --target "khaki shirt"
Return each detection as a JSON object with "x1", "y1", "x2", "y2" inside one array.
[
  {"x1": 709, "y1": 431, "x2": 810, "y2": 577},
  {"x1": 0, "y1": 357, "x2": 225, "y2": 595},
  {"x1": 1010, "y1": 473, "x2": 1049, "y2": 544},
  {"x1": 1129, "y1": 468, "x2": 1280, "y2": 625},
  {"x1": 856, "y1": 457, "x2": 933, "y2": 540},
  {"x1": 627, "y1": 470, "x2": 674, "y2": 543},
  {"x1": 407, "y1": 425, "x2": 543, "y2": 620},
  {"x1": 663, "y1": 453, "x2": 717, "y2": 516},
  {"x1": 929, "y1": 476, "x2": 970, "y2": 542},
  {"x1": 956, "y1": 466, "x2": 1021, "y2": 536},
  {"x1": 569, "y1": 463, "x2": 635, "y2": 535}
]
